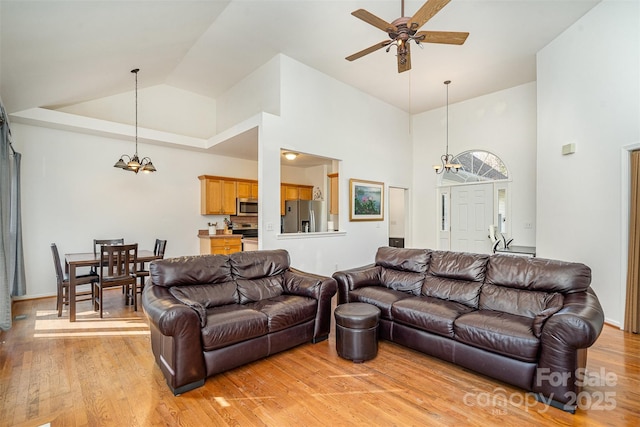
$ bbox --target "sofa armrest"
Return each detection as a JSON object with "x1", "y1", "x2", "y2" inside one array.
[
  {"x1": 542, "y1": 287, "x2": 605, "y2": 348},
  {"x1": 284, "y1": 268, "x2": 337, "y2": 341},
  {"x1": 332, "y1": 264, "x2": 380, "y2": 304},
  {"x1": 142, "y1": 284, "x2": 206, "y2": 392},
  {"x1": 534, "y1": 287, "x2": 605, "y2": 404}
]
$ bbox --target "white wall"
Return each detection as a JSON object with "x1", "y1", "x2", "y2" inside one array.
[
  {"x1": 257, "y1": 55, "x2": 413, "y2": 275},
  {"x1": 14, "y1": 122, "x2": 257, "y2": 298},
  {"x1": 215, "y1": 56, "x2": 280, "y2": 133},
  {"x1": 412, "y1": 82, "x2": 538, "y2": 249},
  {"x1": 536, "y1": 0, "x2": 640, "y2": 326}
]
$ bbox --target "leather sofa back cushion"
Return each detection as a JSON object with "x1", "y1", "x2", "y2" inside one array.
[
  {"x1": 380, "y1": 268, "x2": 424, "y2": 295},
  {"x1": 422, "y1": 276, "x2": 483, "y2": 308},
  {"x1": 169, "y1": 281, "x2": 239, "y2": 326},
  {"x1": 230, "y1": 249, "x2": 290, "y2": 280},
  {"x1": 376, "y1": 247, "x2": 430, "y2": 273},
  {"x1": 485, "y1": 255, "x2": 591, "y2": 293},
  {"x1": 237, "y1": 275, "x2": 284, "y2": 304},
  {"x1": 429, "y1": 251, "x2": 489, "y2": 281},
  {"x1": 150, "y1": 255, "x2": 232, "y2": 287},
  {"x1": 479, "y1": 284, "x2": 564, "y2": 337}
]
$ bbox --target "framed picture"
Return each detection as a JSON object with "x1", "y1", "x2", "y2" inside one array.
[{"x1": 349, "y1": 179, "x2": 384, "y2": 221}]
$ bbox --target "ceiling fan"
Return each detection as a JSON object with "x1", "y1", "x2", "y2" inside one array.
[{"x1": 346, "y1": 0, "x2": 469, "y2": 73}]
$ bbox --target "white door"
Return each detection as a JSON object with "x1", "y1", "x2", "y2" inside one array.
[{"x1": 451, "y1": 183, "x2": 493, "y2": 253}]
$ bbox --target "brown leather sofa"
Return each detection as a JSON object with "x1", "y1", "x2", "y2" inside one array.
[
  {"x1": 142, "y1": 249, "x2": 337, "y2": 395},
  {"x1": 333, "y1": 247, "x2": 604, "y2": 413}
]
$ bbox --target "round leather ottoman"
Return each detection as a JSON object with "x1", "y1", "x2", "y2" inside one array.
[{"x1": 334, "y1": 302, "x2": 381, "y2": 363}]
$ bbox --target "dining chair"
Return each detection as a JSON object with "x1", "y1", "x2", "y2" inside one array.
[
  {"x1": 94, "y1": 243, "x2": 138, "y2": 318},
  {"x1": 132, "y1": 239, "x2": 167, "y2": 311},
  {"x1": 51, "y1": 243, "x2": 99, "y2": 317},
  {"x1": 90, "y1": 238, "x2": 124, "y2": 273}
]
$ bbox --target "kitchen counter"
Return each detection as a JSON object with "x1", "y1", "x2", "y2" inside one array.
[
  {"x1": 242, "y1": 237, "x2": 259, "y2": 251},
  {"x1": 198, "y1": 231, "x2": 242, "y2": 255},
  {"x1": 198, "y1": 230, "x2": 235, "y2": 238}
]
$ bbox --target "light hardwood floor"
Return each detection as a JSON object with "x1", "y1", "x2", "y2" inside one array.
[{"x1": 1, "y1": 291, "x2": 639, "y2": 426}]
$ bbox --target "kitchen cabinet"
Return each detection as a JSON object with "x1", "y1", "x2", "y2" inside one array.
[
  {"x1": 199, "y1": 176, "x2": 237, "y2": 215},
  {"x1": 237, "y1": 180, "x2": 258, "y2": 199},
  {"x1": 199, "y1": 235, "x2": 242, "y2": 255},
  {"x1": 328, "y1": 173, "x2": 339, "y2": 215},
  {"x1": 299, "y1": 186, "x2": 312, "y2": 200},
  {"x1": 281, "y1": 183, "x2": 314, "y2": 215}
]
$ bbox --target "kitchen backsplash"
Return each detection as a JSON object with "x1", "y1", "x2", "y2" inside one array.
[{"x1": 230, "y1": 215, "x2": 258, "y2": 227}]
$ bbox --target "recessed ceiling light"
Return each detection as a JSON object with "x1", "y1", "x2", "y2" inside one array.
[{"x1": 283, "y1": 152, "x2": 299, "y2": 160}]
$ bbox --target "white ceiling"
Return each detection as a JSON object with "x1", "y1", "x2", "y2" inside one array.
[{"x1": 1, "y1": 0, "x2": 600, "y2": 119}]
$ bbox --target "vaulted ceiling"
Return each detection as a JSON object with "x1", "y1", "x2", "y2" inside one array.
[{"x1": 1, "y1": 0, "x2": 600, "y2": 119}]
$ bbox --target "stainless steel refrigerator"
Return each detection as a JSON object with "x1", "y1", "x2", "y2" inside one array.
[{"x1": 283, "y1": 200, "x2": 323, "y2": 233}]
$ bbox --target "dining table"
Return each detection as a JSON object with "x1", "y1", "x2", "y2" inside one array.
[{"x1": 64, "y1": 249, "x2": 161, "y2": 322}]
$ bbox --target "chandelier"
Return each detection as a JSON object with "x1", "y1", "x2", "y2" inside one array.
[
  {"x1": 433, "y1": 80, "x2": 461, "y2": 174},
  {"x1": 114, "y1": 68, "x2": 157, "y2": 174}
]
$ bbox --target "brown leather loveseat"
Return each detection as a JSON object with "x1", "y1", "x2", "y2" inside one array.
[
  {"x1": 332, "y1": 247, "x2": 604, "y2": 413},
  {"x1": 142, "y1": 249, "x2": 337, "y2": 395}
]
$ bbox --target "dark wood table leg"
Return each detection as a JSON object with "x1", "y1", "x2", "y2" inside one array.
[{"x1": 69, "y1": 263, "x2": 76, "y2": 322}]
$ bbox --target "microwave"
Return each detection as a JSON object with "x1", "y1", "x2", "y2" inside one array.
[{"x1": 236, "y1": 198, "x2": 258, "y2": 216}]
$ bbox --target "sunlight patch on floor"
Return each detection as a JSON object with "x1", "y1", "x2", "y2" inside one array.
[
  {"x1": 311, "y1": 388, "x2": 404, "y2": 397},
  {"x1": 212, "y1": 395, "x2": 277, "y2": 407},
  {"x1": 328, "y1": 373, "x2": 375, "y2": 378},
  {"x1": 33, "y1": 310, "x2": 149, "y2": 338}
]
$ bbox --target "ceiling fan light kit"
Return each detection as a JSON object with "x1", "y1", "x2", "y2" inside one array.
[
  {"x1": 114, "y1": 68, "x2": 157, "y2": 174},
  {"x1": 346, "y1": 0, "x2": 469, "y2": 73}
]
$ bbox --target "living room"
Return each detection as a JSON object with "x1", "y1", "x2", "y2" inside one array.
[
  {"x1": 0, "y1": 0, "x2": 638, "y2": 424},
  {"x1": 4, "y1": 0, "x2": 636, "y2": 327}
]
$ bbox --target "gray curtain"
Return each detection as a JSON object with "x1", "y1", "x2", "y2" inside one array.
[{"x1": 0, "y1": 98, "x2": 26, "y2": 331}]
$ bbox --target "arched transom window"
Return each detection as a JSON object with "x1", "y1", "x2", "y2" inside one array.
[{"x1": 443, "y1": 150, "x2": 509, "y2": 184}]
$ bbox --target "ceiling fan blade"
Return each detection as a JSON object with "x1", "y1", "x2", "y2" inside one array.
[
  {"x1": 407, "y1": 0, "x2": 451, "y2": 31},
  {"x1": 397, "y1": 42, "x2": 411, "y2": 73},
  {"x1": 346, "y1": 40, "x2": 393, "y2": 61},
  {"x1": 351, "y1": 9, "x2": 398, "y2": 33},
  {"x1": 414, "y1": 31, "x2": 469, "y2": 45}
]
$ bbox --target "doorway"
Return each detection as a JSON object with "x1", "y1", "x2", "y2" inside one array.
[{"x1": 389, "y1": 187, "x2": 408, "y2": 248}]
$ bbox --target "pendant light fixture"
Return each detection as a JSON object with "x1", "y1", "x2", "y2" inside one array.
[
  {"x1": 433, "y1": 80, "x2": 461, "y2": 174},
  {"x1": 114, "y1": 68, "x2": 157, "y2": 174}
]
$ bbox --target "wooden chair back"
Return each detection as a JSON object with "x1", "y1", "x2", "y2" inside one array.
[
  {"x1": 154, "y1": 239, "x2": 167, "y2": 258},
  {"x1": 93, "y1": 238, "x2": 124, "y2": 257},
  {"x1": 99, "y1": 243, "x2": 138, "y2": 285}
]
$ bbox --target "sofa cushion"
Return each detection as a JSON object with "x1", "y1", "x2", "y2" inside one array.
[
  {"x1": 201, "y1": 305, "x2": 268, "y2": 351},
  {"x1": 169, "y1": 281, "x2": 238, "y2": 326},
  {"x1": 421, "y1": 276, "x2": 483, "y2": 308},
  {"x1": 479, "y1": 284, "x2": 564, "y2": 337},
  {"x1": 485, "y1": 254, "x2": 591, "y2": 293},
  {"x1": 246, "y1": 295, "x2": 317, "y2": 333},
  {"x1": 429, "y1": 251, "x2": 489, "y2": 282},
  {"x1": 348, "y1": 286, "x2": 412, "y2": 320},
  {"x1": 236, "y1": 275, "x2": 284, "y2": 304},
  {"x1": 151, "y1": 254, "x2": 232, "y2": 287},
  {"x1": 392, "y1": 296, "x2": 474, "y2": 338},
  {"x1": 454, "y1": 310, "x2": 540, "y2": 362},
  {"x1": 380, "y1": 268, "x2": 424, "y2": 296},
  {"x1": 375, "y1": 247, "x2": 430, "y2": 273},
  {"x1": 230, "y1": 249, "x2": 290, "y2": 280}
]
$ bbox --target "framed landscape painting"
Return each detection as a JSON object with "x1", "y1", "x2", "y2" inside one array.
[{"x1": 349, "y1": 179, "x2": 384, "y2": 221}]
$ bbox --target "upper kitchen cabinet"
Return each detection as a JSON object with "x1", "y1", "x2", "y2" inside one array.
[
  {"x1": 237, "y1": 180, "x2": 259, "y2": 199},
  {"x1": 199, "y1": 175, "x2": 237, "y2": 215},
  {"x1": 328, "y1": 173, "x2": 339, "y2": 214},
  {"x1": 280, "y1": 183, "x2": 314, "y2": 215}
]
